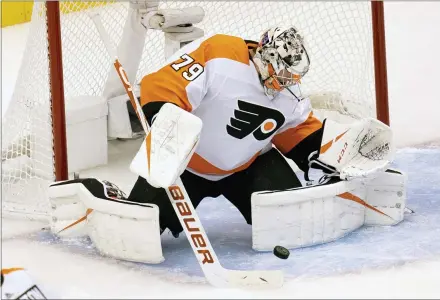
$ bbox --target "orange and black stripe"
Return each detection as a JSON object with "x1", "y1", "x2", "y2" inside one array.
[
  {"x1": 272, "y1": 112, "x2": 322, "y2": 154},
  {"x1": 273, "y1": 113, "x2": 323, "y2": 173},
  {"x1": 187, "y1": 151, "x2": 262, "y2": 176}
]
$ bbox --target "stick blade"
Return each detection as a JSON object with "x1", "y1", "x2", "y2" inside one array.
[{"x1": 226, "y1": 269, "x2": 284, "y2": 289}]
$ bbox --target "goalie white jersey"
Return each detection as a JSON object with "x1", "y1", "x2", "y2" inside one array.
[{"x1": 140, "y1": 34, "x2": 322, "y2": 180}]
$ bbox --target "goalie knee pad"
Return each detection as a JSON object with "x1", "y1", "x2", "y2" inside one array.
[{"x1": 49, "y1": 178, "x2": 164, "y2": 264}]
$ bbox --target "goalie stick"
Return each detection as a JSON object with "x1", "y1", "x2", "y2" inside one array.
[{"x1": 90, "y1": 13, "x2": 283, "y2": 289}]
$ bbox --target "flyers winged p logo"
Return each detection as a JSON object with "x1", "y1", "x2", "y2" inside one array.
[{"x1": 227, "y1": 100, "x2": 285, "y2": 141}]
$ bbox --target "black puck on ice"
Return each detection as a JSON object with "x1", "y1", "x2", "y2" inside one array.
[
  {"x1": 273, "y1": 245, "x2": 290, "y2": 259},
  {"x1": 273, "y1": 246, "x2": 290, "y2": 259}
]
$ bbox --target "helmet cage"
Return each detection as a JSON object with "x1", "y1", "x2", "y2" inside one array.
[{"x1": 255, "y1": 26, "x2": 310, "y2": 95}]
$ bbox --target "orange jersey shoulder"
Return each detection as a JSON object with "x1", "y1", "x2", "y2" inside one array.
[{"x1": 140, "y1": 34, "x2": 250, "y2": 112}]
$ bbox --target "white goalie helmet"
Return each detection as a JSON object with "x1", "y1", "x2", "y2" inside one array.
[{"x1": 253, "y1": 26, "x2": 310, "y2": 96}]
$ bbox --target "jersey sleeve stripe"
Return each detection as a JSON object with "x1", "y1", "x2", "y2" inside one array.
[{"x1": 272, "y1": 112, "x2": 322, "y2": 154}]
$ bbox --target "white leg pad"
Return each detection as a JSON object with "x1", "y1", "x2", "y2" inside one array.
[
  {"x1": 251, "y1": 180, "x2": 366, "y2": 251},
  {"x1": 251, "y1": 168, "x2": 408, "y2": 251},
  {"x1": 49, "y1": 181, "x2": 88, "y2": 238},
  {"x1": 364, "y1": 168, "x2": 407, "y2": 226},
  {"x1": 49, "y1": 179, "x2": 164, "y2": 264},
  {"x1": 80, "y1": 186, "x2": 164, "y2": 264}
]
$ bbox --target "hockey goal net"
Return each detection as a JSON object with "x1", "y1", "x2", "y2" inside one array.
[{"x1": 1, "y1": 1, "x2": 389, "y2": 220}]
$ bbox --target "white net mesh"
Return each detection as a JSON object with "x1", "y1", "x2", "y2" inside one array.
[{"x1": 1, "y1": 1, "x2": 376, "y2": 219}]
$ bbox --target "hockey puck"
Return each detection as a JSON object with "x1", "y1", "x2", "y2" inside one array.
[{"x1": 273, "y1": 245, "x2": 290, "y2": 259}]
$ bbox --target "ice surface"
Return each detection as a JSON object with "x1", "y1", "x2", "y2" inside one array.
[
  {"x1": 4, "y1": 237, "x2": 439, "y2": 299},
  {"x1": 2, "y1": 146, "x2": 440, "y2": 298},
  {"x1": 2, "y1": 2, "x2": 440, "y2": 298}
]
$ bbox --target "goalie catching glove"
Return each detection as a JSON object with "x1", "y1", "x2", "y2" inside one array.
[
  {"x1": 306, "y1": 117, "x2": 395, "y2": 183},
  {"x1": 130, "y1": 103, "x2": 203, "y2": 188}
]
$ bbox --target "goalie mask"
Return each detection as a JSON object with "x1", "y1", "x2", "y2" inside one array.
[{"x1": 253, "y1": 26, "x2": 310, "y2": 96}]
